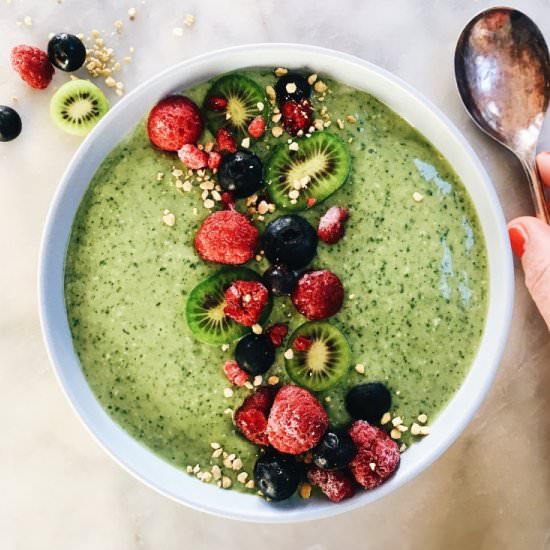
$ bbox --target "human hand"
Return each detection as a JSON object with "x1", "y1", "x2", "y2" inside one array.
[{"x1": 508, "y1": 152, "x2": 550, "y2": 330}]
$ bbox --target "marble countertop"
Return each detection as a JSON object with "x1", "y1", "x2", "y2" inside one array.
[{"x1": 2, "y1": 1, "x2": 550, "y2": 548}]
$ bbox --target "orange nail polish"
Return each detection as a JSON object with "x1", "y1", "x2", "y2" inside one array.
[{"x1": 508, "y1": 226, "x2": 527, "y2": 258}]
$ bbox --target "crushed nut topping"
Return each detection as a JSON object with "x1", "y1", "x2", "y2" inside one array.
[{"x1": 274, "y1": 67, "x2": 288, "y2": 77}]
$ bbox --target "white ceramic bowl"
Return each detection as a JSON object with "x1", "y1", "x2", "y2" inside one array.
[{"x1": 38, "y1": 44, "x2": 514, "y2": 523}]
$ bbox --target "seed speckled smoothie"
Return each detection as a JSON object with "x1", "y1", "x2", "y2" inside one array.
[{"x1": 64, "y1": 69, "x2": 488, "y2": 499}]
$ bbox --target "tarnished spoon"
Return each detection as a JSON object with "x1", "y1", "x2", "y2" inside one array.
[{"x1": 455, "y1": 7, "x2": 550, "y2": 223}]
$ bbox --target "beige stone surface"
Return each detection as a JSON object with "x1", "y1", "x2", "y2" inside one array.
[{"x1": 1, "y1": 1, "x2": 550, "y2": 548}]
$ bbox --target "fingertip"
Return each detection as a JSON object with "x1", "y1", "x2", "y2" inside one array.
[{"x1": 536, "y1": 152, "x2": 550, "y2": 188}]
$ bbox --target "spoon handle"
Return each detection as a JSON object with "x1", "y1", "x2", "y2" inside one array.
[{"x1": 522, "y1": 159, "x2": 550, "y2": 224}]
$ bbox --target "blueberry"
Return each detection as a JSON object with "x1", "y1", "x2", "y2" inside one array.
[
  {"x1": 218, "y1": 150, "x2": 263, "y2": 198},
  {"x1": 235, "y1": 333, "x2": 275, "y2": 375},
  {"x1": 261, "y1": 215, "x2": 317, "y2": 269},
  {"x1": 313, "y1": 428, "x2": 357, "y2": 470},
  {"x1": 254, "y1": 449, "x2": 301, "y2": 500},
  {"x1": 0, "y1": 106, "x2": 22, "y2": 142},
  {"x1": 262, "y1": 264, "x2": 299, "y2": 296},
  {"x1": 274, "y1": 73, "x2": 311, "y2": 104},
  {"x1": 47, "y1": 33, "x2": 87, "y2": 72},
  {"x1": 345, "y1": 383, "x2": 392, "y2": 424}
]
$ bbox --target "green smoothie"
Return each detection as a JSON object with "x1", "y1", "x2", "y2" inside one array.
[{"x1": 64, "y1": 70, "x2": 488, "y2": 493}]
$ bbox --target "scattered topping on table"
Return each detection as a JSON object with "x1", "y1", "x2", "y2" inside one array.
[
  {"x1": 280, "y1": 99, "x2": 314, "y2": 136},
  {"x1": 285, "y1": 321, "x2": 351, "y2": 391},
  {"x1": 218, "y1": 150, "x2": 264, "y2": 198},
  {"x1": 318, "y1": 206, "x2": 349, "y2": 244},
  {"x1": 235, "y1": 386, "x2": 278, "y2": 445},
  {"x1": 307, "y1": 467, "x2": 355, "y2": 503},
  {"x1": 313, "y1": 427, "x2": 357, "y2": 471},
  {"x1": 266, "y1": 323, "x2": 288, "y2": 347},
  {"x1": 262, "y1": 264, "x2": 299, "y2": 296},
  {"x1": 235, "y1": 333, "x2": 275, "y2": 375},
  {"x1": 223, "y1": 360, "x2": 249, "y2": 387},
  {"x1": 223, "y1": 280, "x2": 269, "y2": 327},
  {"x1": 194, "y1": 210, "x2": 258, "y2": 265},
  {"x1": 147, "y1": 95, "x2": 203, "y2": 151},
  {"x1": 0, "y1": 106, "x2": 22, "y2": 142},
  {"x1": 262, "y1": 215, "x2": 318, "y2": 269},
  {"x1": 348, "y1": 421, "x2": 400, "y2": 489},
  {"x1": 274, "y1": 73, "x2": 312, "y2": 104},
  {"x1": 266, "y1": 385, "x2": 329, "y2": 455},
  {"x1": 47, "y1": 33, "x2": 86, "y2": 72},
  {"x1": 11, "y1": 45, "x2": 54, "y2": 89},
  {"x1": 291, "y1": 270, "x2": 344, "y2": 320},
  {"x1": 253, "y1": 449, "x2": 302, "y2": 501},
  {"x1": 345, "y1": 383, "x2": 392, "y2": 424},
  {"x1": 178, "y1": 143, "x2": 209, "y2": 170},
  {"x1": 50, "y1": 80, "x2": 109, "y2": 136},
  {"x1": 216, "y1": 127, "x2": 237, "y2": 153}
]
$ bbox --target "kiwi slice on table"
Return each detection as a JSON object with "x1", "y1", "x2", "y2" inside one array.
[
  {"x1": 265, "y1": 132, "x2": 351, "y2": 211},
  {"x1": 50, "y1": 79, "x2": 109, "y2": 136},
  {"x1": 285, "y1": 321, "x2": 351, "y2": 392},
  {"x1": 186, "y1": 267, "x2": 272, "y2": 345},
  {"x1": 203, "y1": 73, "x2": 270, "y2": 139}
]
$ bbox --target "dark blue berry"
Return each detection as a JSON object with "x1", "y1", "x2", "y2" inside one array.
[
  {"x1": 47, "y1": 33, "x2": 87, "y2": 72},
  {"x1": 254, "y1": 450, "x2": 301, "y2": 500},
  {"x1": 313, "y1": 427, "x2": 357, "y2": 470},
  {"x1": 262, "y1": 264, "x2": 299, "y2": 296},
  {"x1": 218, "y1": 150, "x2": 263, "y2": 198},
  {"x1": 274, "y1": 73, "x2": 311, "y2": 104},
  {"x1": 235, "y1": 333, "x2": 275, "y2": 375},
  {"x1": 0, "y1": 106, "x2": 22, "y2": 142},
  {"x1": 345, "y1": 383, "x2": 392, "y2": 424},
  {"x1": 261, "y1": 215, "x2": 317, "y2": 269}
]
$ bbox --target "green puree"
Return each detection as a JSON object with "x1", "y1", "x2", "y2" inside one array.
[{"x1": 64, "y1": 70, "x2": 488, "y2": 492}]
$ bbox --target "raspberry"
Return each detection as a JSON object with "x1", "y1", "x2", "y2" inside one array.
[
  {"x1": 178, "y1": 143, "x2": 209, "y2": 170},
  {"x1": 307, "y1": 197, "x2": 317, "y2": 208},
  {"x1": 248, "y1": 116, "x2": 266, "y2": 138},
  {"x1": 216, "y1": 128, "x2": 237, "y2": 153},
  {"x1": 206, "y1": 96, "x2": 228, "y2": 111},
  {"x1": 223, "y1": 360, "x2": 248, "y2": 387},
  {"x1": 293, "y1": 336, "x2": 312, "y2": 352},
  {"x1": 10, "y1": 45, "x2": 54, "y2": 90},
  {"x1": 267, "y1": 385, "x2": 328, "y2": 455},
  {"x1": 281, "y1": 99, "x2": 313, "y2": 136},
  {"x1": 348, "y1": 420, "x2": 400, "y2": 490},
  {"x1": 223, "y1": 280, "x2": 268, "y2": 327},
  {"x1": 266, "y1": 323, "x2": 288, "y2": 347},
  {"x1": 235, "y1": 386, "x2": 278, "y2": 446},
  {"x1": 221, "y1": 192, "x2": 236, "y2": 209},
  {"x1": 318, "y1": 207, "x2": 349, "y2": 244},
  {"x1": 292, "y1": 270, "x2": 344, "y2": 320},
  {"x1": 194, "y1": 210, "x2": 259, "y2": 265},
  {"x1": 208, "y1": 151, "x2": 222, "y2": 171},
  {"x1": 147, "y1": 96, "x2": 203, "y2": 151},
  {"x1": 307, "y1": 467, "x2": 356, "y2": 503}
]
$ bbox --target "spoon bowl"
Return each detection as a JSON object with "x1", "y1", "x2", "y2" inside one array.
[{"x1": 455, "y1": 7, "x2": 550, "y2": 222}]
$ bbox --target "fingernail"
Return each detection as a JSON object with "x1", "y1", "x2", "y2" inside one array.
[{"x1": 508, "y1": 225, "x2": 527, "y2": 258}]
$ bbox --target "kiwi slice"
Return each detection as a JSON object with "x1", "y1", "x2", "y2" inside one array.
[
  {"x1": 186, "y1": 267, "x2": 272, "y2": 345},
  {"x1": 285, "y1": 321, "x2": 351, "y2": 391},
  {"x1": 203, "y1": 74, "x2": 270, "y2": 139},
  {"x1": 265, "y1": 132, "x2": 351, "y2": 211},
  {"x1": 50, "y1": 79, "x2": 109, "y2": 136}
]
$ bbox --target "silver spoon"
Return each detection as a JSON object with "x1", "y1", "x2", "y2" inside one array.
[{"x1": 455, "y1": 7, "x2": 550, "y2": 223}]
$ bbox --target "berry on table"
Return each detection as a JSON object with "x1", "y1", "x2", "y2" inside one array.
[
  {"x1": 0, "y1": 106, "x2": 22, "y2": 142},
  {"x1": 47, "y1": 33, "x2": 87, "y2": 72},
  {"x1": 11, "y1": 45, "x2": 54, "y2": 90}
]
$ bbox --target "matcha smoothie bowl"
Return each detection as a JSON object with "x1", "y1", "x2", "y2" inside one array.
[{"x1": 39, "y1": 45, "x2": 513, "y2": 522}]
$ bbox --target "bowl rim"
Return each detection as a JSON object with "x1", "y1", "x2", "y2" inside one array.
[{"x1": 38, "y1": 42, "x2": 514, "y2": 523}]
